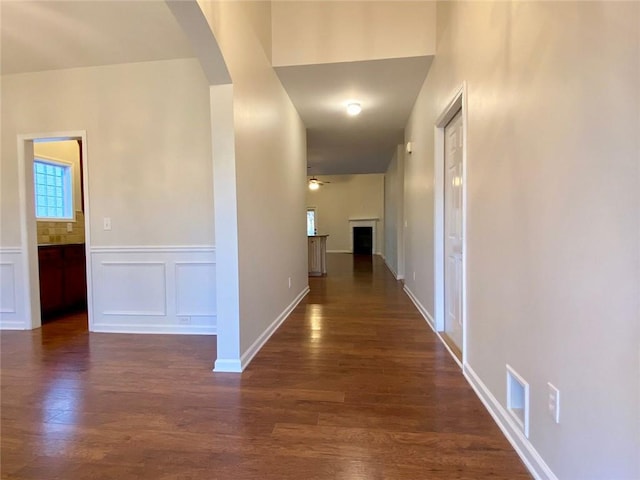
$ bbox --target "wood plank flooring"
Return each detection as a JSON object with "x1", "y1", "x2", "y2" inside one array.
[{"x1": 1, "y1": 254, "x2": 530, "y2": 479}]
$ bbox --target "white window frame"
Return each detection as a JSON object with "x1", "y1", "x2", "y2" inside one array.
[
  {"x1": 33, "y1": 155, "x2": 75, "y2": 221},
  {"x1": 307, "y1": 207, "x2": 317, "y2": 236}
]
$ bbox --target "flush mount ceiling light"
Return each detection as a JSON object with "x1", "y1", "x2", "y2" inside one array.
[{"x1": 346, "y1": 102, "x2": 362, "y2": 116}]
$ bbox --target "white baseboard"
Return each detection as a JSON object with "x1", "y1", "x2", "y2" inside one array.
[
  {"x1": 214, "y1": 286, "x2": 310, "y2": 373},
  {"x1": 384, "y1": 257, "x2": 405, "y2": 280},
  {"x1": 403, "y1": 284, "x2": 436, "y2": 329},
  {"x1": 464, "y1": 364, "x2": 558, "y2": 480},
  {"x1": 213, "y1": 358, "x2": 242, "y2": 373},
  {"x1": 91, "y1": 323, "x2": 216, "y2": 335},
  {"x1": 326, "y1": 250, "x2": 350, "y2": 253},
  {"x1": 403, "y1": 284, "x2": 462, "y2": 369},
  {"x1": 238, "y1": 285, "x2": 310, "y2": 371},
  {"x1": 0, "y1": 321, "x2": 27, "y2": 330},
  {"x1": 402, "y1": 284, "x2": 555, "y2": 479},
  {"x1": 384, "y1": 257, "x2": 397, "y2": 277}
]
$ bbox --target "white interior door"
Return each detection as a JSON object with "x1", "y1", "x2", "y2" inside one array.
[{"x1": 444, "y1": 109, "x2": 464, "y2": 351}]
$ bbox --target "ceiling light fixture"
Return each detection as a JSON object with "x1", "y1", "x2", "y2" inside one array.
[
  {"x1": 346, "y1": 102, "x2": 362, "y2": 116},
  {"x1": 308, "y1": 178, "x2": 320, "y2": 190}
]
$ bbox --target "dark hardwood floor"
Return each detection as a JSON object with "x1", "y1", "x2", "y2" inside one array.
[{"x1": 1, "y1": 254, "x2": 530, "y2": 479}]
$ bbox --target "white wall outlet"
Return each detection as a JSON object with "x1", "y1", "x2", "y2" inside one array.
[
  {"x1": 548, "y1": 382, "x2": 560, "y2": 423},
  {"x1": 103, "y1": 217, "x2": 111, "y2": 230},
  {"x1": 178, "y1": 316, "x2": 191, "y2": 325},
  {"x1": 288, "y1": 277, "x2": 291, "y2": 289},
  {"x1": 66, "y1": 223, "x2": 73, "y2": 232}
]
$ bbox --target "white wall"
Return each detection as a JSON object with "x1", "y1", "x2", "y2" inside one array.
[
  {"x1": 197, "y1": 1, "x2": 308, "y2": 370},
  {"x1": 271, "y1": 1, "x2": 436, "y2": 66},
  {"x1": 383, "y1": 146, "x2": 405, "y2": 279},
  {"x1": 404, "y1": 2, "x2": 639, "y2": 479},
  {"x1": 306, "y1": 174, "x2": 384, "y2": 254},
  {"x1": 0, "y1": 58, "x2": 217, "y2": 333}
]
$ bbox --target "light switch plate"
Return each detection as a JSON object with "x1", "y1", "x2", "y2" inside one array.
[
  {"x1": 548, "y1": 382, "x2": 560, "y2": 423},
  {"x1": 103, "y1": 217, "x2": 111, "y2": 230}
]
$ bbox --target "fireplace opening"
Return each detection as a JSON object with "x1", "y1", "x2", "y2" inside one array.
[{"x1": 353, "y1": 226, "x2": 373, "y2": 255}]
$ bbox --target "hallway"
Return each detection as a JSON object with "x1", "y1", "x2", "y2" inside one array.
[{"x1": 1, "y1": 254, "x2": 529, "y2": 479}]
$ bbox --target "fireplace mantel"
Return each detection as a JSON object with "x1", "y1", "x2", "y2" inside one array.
[{"x1": 348, "y1": 218, "x2": 378, "y2": 254}]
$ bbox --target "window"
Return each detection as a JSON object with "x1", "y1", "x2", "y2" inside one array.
[
  {"x1": 34, "y1": 159, "x2": 73, "y2": 220},
  {"x1": 306, "y1": 208, "x2": 316, "y2": 236}
]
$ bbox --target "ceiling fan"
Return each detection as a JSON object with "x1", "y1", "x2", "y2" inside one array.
[{"x1": 308, "y1": 176, "x2": 330, "y2": 190}]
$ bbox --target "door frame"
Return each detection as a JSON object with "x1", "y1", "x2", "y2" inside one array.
[
  {"x1": 17, "y1": 131, "x2": 93, "y2": 330},
  {"x1": 434, "y1": 83, "x2": 467, "y2": 365}
]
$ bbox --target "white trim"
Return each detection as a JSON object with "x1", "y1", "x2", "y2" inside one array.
[
  {"x1": 348, "y1": 218, "x2": 378, "y2": 255},
  {"x1": 464, "y1": 364, "x2": 558, "y2": 480},
  {"x1": 383, "y1": 255, "x2": 396, "y2": 277},
  {"x1": 214, "y1": 286, "x2": 310, "y2": 373},
  {"x1": 434, "y1": 82, "x2": 468, "y2": 364},
  {"x1": 383, "y1": 256, "x2": 404, "y2": 280},
  {"x1": 213, "y1": 359, "x2": 242, "y2": 373},
  {"x1": 91, "y1": 245, "x2": 215, "y2": 254},
  {"x1": 18, "y1": 131, "x2": 90, "y2": 330},
  {"x1": 0, "y1": 262, "x2": 17, "y2": 313},
  {"x1": 0, "y1": 247, "x2": 22, "y2": 254},
  {"x1": 92, "y1": 324, "x2": 216, "y2": 335},
  {"x1": 0, "y1": 321, "x2": 25, "y2": 330},
  {"x1": 404, "y1": 285, "x2": 462, "y2": 369},
  {"x1": 326, "y1": 249, "x2": 350, "y2": 254},
  {"x1": 240, "y1": 286, "x2": 310, "y2": 370},
  {"x1": 33, "y1": 154, "x2": 76, "y2": 222},
  {"x1": 174, "y1": 261, "x2": 217, "y2": 317}
]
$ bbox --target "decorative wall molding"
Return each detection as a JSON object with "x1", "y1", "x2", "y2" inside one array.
[
  {"x1": 175, "y1": 261, "x2": 216, "y2": 317},
  {"x1": 0, "y1": 247, "x2": 23, "y2": 255},
  {"x1": 90, "y1": 246, "x2": 216, "y2": 335},
  {"x1": 0, "y1": 263, "x2": 17, "y2": 314},
  {"x1": 91, "y1": 245, "x2": 215, "y2": 254},
  {"x1": 464, "y1": 364, "x2": 558, "y2": 480},
  {"x1": 99, "y1": 261, "x2": 167, "y2": 316},
  {"x1": 0, "y1": 248, "x2": 27, "y2": 329}
]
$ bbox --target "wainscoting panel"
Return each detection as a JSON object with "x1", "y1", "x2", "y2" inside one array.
[
  {"x1": 175, "y1": 262, "x2": 217, "y2": 317},
  {"x1": 90, "y1": 246, "x2": 216, "y2": 334},
  {"x1": 0, "y1": 248, "x2": 27, "y2": 329}
]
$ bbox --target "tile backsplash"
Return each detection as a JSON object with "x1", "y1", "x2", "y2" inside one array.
[{"x1": 37, "y1": 211, "x2": 85, "y2": 245}]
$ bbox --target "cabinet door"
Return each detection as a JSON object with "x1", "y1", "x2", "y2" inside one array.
[
  {"x1": 63, "y1": 244, "x2": 87, "y2": 309},
  {"x1": 38, "y1": 247, "x2": 65, "y2": 317}
]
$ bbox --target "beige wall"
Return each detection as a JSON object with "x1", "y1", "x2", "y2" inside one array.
[
  {"x1": 404, "y1": 2, "x2": 639, "y2": 478},
  {"x1": 1, "y1": 58, "x2": 214, "y2": 248},
  {"x1": 271, "y1": 1, "x2": 436, "y2": 66},
  {"x1": 306, "y1": 174, "x2": 384, "y2": 254},
  {"x1": 197, "y1": 1, "x2": 308, "y2": 357},
  {"x1": 383, "y1": 146, "x2": 404, "y2": 278}
]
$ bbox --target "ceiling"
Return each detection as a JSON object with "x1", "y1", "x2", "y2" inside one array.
[
  {"x1": 275, "y1": 56, "x2": 433, "y2": 175},
  {"x1": 1, "y1": 1, "x2": 432, "y2": 176},
  {"x1": 0, "y1": 1, "x2": 195, "y2": 75}
]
